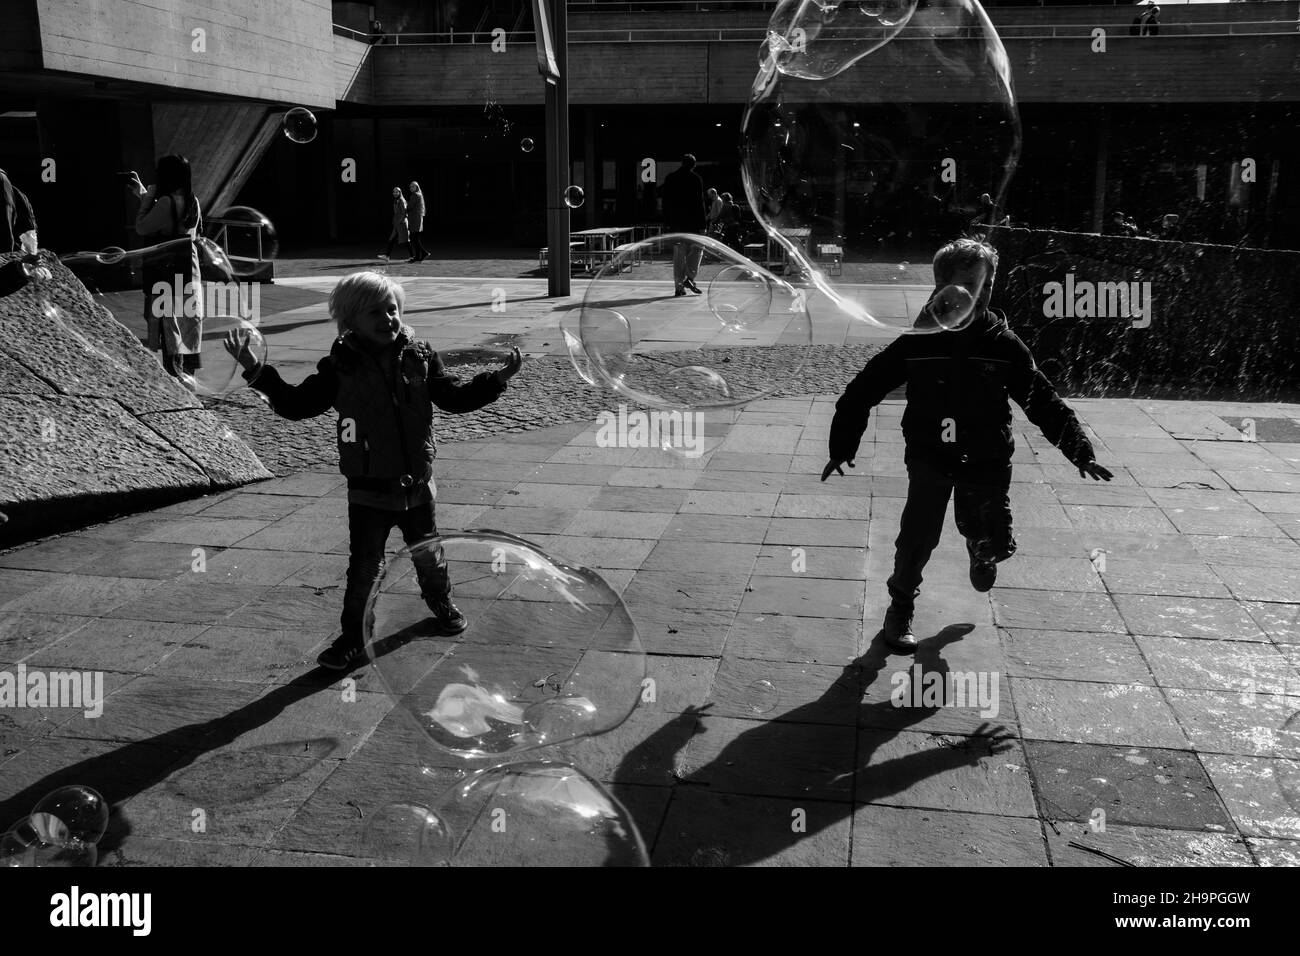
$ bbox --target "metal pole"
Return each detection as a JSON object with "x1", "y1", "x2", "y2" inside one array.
[{"x1": 545, "y1": 0, "x2": 570, "y2": 297}]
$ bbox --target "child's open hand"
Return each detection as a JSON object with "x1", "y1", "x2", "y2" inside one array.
[
  {"x1": 493, "y1": 346, "x2": 523, "y2": 386},
  {"x1": 821, "y1": 458, "x2": 855, "y2": 481},
  {"x1": 223, "y1": 329, "x2": 260, "y2": 372},
  {"x1": 1077, "y1": 459, "x2": 1113, "y2": 482}
]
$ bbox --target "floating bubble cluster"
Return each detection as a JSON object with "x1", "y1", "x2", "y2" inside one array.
[
  {"x1": 742, "y1": 0, "x2": 1021, "y2": 334},
  {"x1": 566, "y1": 234, "x2": 811, "y2": 411},
  {"x1": 180, "y1": 315, "x2": 266, "y2": 399},
  {"x1": 364, "y1": 532, "x2": 645, "y2": 759},
  {"x1": 1, "y1": 785, "x2": 108, "y2": 868},
  {"x1": 282, "y1": 106, "x2": 319, "y2": 144}
]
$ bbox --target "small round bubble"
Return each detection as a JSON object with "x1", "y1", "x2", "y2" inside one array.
[
  {"x1": 563, "y1": 185, "x2": 585, "y2": 209},
  {"x1": 745, "y1": 679, "x2": 780, "y2": 715},
  {"x1": 361, "y1": 802, "x2": 452, "y2": 866},
  {"x1": 31, "y1": 785, "x2": 109, "y2": 845},
  {"x1": 282, "y1": 107, "x2": 318, "y2": 144},
  {"x1": 520, "y1": 137, "x2": 535, "y2": 153},
  {"x1": 364, "y1": 532, "x2": 645, "y2": 759}
]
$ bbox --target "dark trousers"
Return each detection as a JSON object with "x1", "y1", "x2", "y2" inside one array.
[
  {"x1": 409, "y1": 229, "x2": 428, "y2": 261},
  {"x1": 887, "y1": 455, "x2": 1014, "y2": 610},
  {"x1": 385, "y1": 236, "x2": 409, "y2": 259},
  {"x1": 340, "y1": 501, "x2": 450, "y2": 643}
]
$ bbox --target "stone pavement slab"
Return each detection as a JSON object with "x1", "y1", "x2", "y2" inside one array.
[{"x1": 3, "y1": 392, "x2": 1300, "y2": 867}]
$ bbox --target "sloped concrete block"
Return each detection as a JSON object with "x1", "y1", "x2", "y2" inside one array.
[
  {"x1": 0, "y1": 352, "x2": 53, "y2": 394},
  {"x1": 140, "y1": 409, "x2": 273, "y2": 486},
  {"x1": 0, "y1": 394, "x2": 208, "y2": 507}
]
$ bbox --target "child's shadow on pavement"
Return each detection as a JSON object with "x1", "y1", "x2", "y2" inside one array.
[{"x1": 611, "y1": 622, "x2": 1015, "y2": 866}]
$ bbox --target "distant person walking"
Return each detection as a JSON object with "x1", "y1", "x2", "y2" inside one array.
[
  {"x1": 128, "y1": 155, "x2": 203, "y2": 377},
  {"x1": 383, "y1": 187, "x2": 410, "y2": 260},
  {"x1": 0, "y1": 168, "x2": 37, "y2": 254},
  {"x1": 662, "y1": 153, "x2": 707, "y2": 296},
  {"x1": 705, "y1": 187, "x2": 723, "y2": 234},
  {"x1": 406, "y1": 181, "x2": 428, "y2": 263},
  {"x1": 718, "y1": 192, "x2": 742, "y2": 249}
]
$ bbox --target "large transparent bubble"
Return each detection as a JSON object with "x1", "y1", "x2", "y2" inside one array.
[
  {"x1": 207, "y1": 206, "x2": 279, "y2": 278},
  {"x1": 568, "y1": 234, "x2": 811, "y2": 410},
  {"x1": 364, "y1": 532, "x2": 645, "y2": 759},
  {"x1": 743, "y1": 0, "x2": 1021, "y2": 334},
  {"x1": 364, "y1": 763, "x2": 648, "y2": 867}
]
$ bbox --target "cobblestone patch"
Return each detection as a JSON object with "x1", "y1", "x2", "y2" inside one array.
[{"x1": 204, "y1": 345, "x2": 887, "y2": 476}]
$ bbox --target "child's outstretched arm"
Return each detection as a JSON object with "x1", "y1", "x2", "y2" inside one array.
[
  {"x1": 824, "y1": 341, "x2": 907, "y2": 480},
  {"x1": 428, "y1": 346, "x2": 522, "y2": 414},
  {"x1": 1007, "y1": 338, "x2": 1114, "y2": 482},
  {"x1": 225, "y1": 330, "x2": 337, "y2": 421}
]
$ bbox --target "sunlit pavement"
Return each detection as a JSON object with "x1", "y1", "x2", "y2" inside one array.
[{"x1": 4, "y1": 256, "x2": 1299, "y2": 866}]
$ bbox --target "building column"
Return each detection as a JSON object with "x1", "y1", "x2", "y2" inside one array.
[
  {"x1": 584, "y1": 107, "x2": 597, "y2": 228},
  {"x1": 1092, "y1": 104, "x2": 1109, "y2": 233}
]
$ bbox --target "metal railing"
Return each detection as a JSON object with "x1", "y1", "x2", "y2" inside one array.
[
  {"x1": 205, "y1": 217, "x2": 271, "y2": 264},
  {"x1": 334, "y1": 18, "x2": 1300, "y2": 46}
]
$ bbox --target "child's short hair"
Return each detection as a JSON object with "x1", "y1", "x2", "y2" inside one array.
[
  {"x1": 933, "y1": 238, "x2": 999, "y2": 286},
  {"x1": 329, "y1": 271, "x2": 405, "y2": 335}
]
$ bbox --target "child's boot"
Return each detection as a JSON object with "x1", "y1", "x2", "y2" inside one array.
[
  {"x1": 882, "y1": 600, "x2": 917, "y2": 652},
  {"x1": 414, "y1": 549, "x2": 468, "y2": 636}
]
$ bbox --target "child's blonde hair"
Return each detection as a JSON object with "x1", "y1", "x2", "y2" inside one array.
[
  {"x1": 329, "y1": 271, "x2": 406, "y2": 335},
  {"x1": 933, "y1": 238, "x2": 999, "y2": 286}
]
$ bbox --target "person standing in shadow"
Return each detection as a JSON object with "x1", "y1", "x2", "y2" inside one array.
[
  {"x1": 661, "y1": 153, "x2": 707, "y2": 297},
  {"x1": 382, "y1": 186, "x2": 410, "y2": 261},
  {"x1": 406, "y1": 181, "x2": 428, "y2": 263}
]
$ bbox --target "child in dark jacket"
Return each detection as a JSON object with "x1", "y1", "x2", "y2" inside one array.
[
  {"x1": 225, "y1": 271, "x2": 521, "y2": 670},
  {"x1": 823, "y1": 239, "x2": 1113, "y2": 651}
]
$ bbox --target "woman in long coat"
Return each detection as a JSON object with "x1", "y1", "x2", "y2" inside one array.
[
  {"x1": 406, "y1": 181, "x2": 428, "y2": 263},
  {"x1": 384, "y1": 186, "x2": 409, "y2": 260}
]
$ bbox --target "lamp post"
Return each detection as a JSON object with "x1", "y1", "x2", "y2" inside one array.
[{"x1": 534, "y1": 0, "x2": 569, "y2": 297}]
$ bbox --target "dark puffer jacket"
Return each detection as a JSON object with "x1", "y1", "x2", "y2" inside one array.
[
  {"x1": 829, "y1": 308, "x2": 1096, "y2": 468},
  {"x1": 249, "y1": 328, "x2": 506, "y2": 484}
]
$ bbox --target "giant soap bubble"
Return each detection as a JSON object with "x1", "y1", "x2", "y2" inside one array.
[
  {"x1": 207, "y1": 206, "x2": 279, "y2": 278},
  {"x1": 364, "y1": 532, "x2": 645, "y2": 759},
  {"x1": 568, "y1": 234, "x2": 811, "y2": 410},
  {"x1": 363, "y1": 763, "x2": 648, "y2": 867},
  {"x1": 743, "y1": 0, "x2": 1021, "y2": 333}
]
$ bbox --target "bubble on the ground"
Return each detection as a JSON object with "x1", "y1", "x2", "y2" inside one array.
[
  {"x1": 745, "y1": 679, "x2": 780, "y2": 715},
  {"x1": 429, "y1": 760, "x2": 648, "y2": 866},
  {"x1": 563, "y1": 185, "x2": 585, "y2": 209},
  {"x1": 31, "y1": 785, "x2": 109, "y2": 846},
  {"x1": 178, "y1": 315, "x2": 266, "y2": 399},
  {"x1": 743, "y1": 0, "x2": 1020, "y2": 334},
  {"x1": 282, "y1": 106, "x2": 318, "y2": 144},
  {"x1": 571, "y1": 233, "x2": 810, "y2": 411},
  {"x1": 0, "y1": 818, "x2": 98, "y2": 868},
  {"x1": 361, "y1": 802, "x2": 453, "y2": 865},
  {"x1": 1277, "y1": 711, "x2": 1300, "y2": 814},
  {"x1": 364, "y1": 532, "x2": 645, "y2": 759},
  {"x1": 521, "y1": 137, "x2": 535, "y2": 153},
  {"x1": 210, "y1": 206, "x2": 279, "y2": 274}
]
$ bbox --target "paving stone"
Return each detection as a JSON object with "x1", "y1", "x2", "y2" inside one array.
[
  {"x1": 1012, "y1": 678, "x2": 1189, "y2": 748},
  {"x1": 1242, "y1": 602, "x2": 1300, "y2": 644},
  {"x1": 1200, "y1": 753, "x2": 1300, "y2": 840},
  {"x1": 1164, "y1": 507, "x2": 1288, "y2": 537},
  {"x1": 772, "y1": 494, "x2": 872, "y2": 520},
  {"x1": 1096, "y1": 559, "x2": 1233, "y2": 598},
  {"x1": 856, "y1": 729, "x2": 1036, "y2": 816},
  {"x1": 1046, "y1": 825, "x2": 1253, "y2": 867},
  {"x1": 1114, "y1": 594, "x2": 1268, "y2": 641},
  {"x1": 1164, "y1": 688, "x2": 1300, "y2": 758},
  {"x1": 149, "y1": 625, "x2": 335, "y2": 685},
  {"x1": 642, "y1": 540, "x2": 762, "y2": 574},
  {"x1": 708, "y1": 657, "x2": 859, "y2": 725},
  {"x1": 4, "y1": 574, "x2": 162, "y2": 617},
  {"x1": 101, "y1": 837, "x2": 260, "y2": 866},
  {"x1": 675, "y1": 715, "x2": 856, "y2": 802},
  {"x1": 461, "y1": 506, "x2": 578, "y2": 535},
  {"x1": 1024, "y1": 740, "x2": 1230, "y2": 830},
  {"x1": 243, "y1": 474, "x2": 344, "y2": 497},
  {"x1": 193, "y1": 548, "x2": 317, "y2": 585},
  {"x1": 992, "y1": 588, "x2": 1126, "y2": 633},
  {"x1": 1137, "y1": 635, "x2": 1295, "y2": 694},
  {"x1": 564, "y1": 509, "x2": 677, "y2": 540},
  {"x1": 515, "y1": 534, "x2": 655, "y2": 572},
  {"x1": 1247, "y1": 838, "x2": 1300, "y2": 866},
  {"x1": 26, "y1": 619, "x2": 207, "y2": 674},
  {"x1": 663, "y1": 513, "x2": 771, "y2": 544},
  {"x1": 724, "y1": 613, "x2": 860, "y2": 664},
  {"x1": 104, "y1": 581, "x2": 266, "y2": 625},
  {"x1": 498, "y1": 481, "x2": 604, "y2": 511},
  {"x1": 627, "y1": 605, "x2": 734, "y2": 657},
  {"x1": 741, "y1": 575, "x2": 863, "y2": 620},
  {"x1": 0, "y1": 611, "x2": 96, "y2": 662},
  {"x1": 752, "y1": 544, "x2": 866, "y2": 580},
  {"x1": 234, "y1": 518, "x2": 349, "y2": 552},
  {"x1": 994, "y1": 556, "x2": 1104, "y2": 592},
  {"x1": 607, "y1": 466, "x2": 701, "y2": 489},
  {"x1": 0, "y1": 534, "x2": 123, "y2": 573},
  {"x1": 999, "y1": 629, "x2": 1154, "y2": 685},
  {"x1": 851, "y1": 805, "x2": 1048, "y2": 866},
  {"x1": 653, "y1": 790, "x2": 852, "y2": 867},
  {"x1": 1211, "y1": 564, "x2": 1300, "y2": 604},
  {"x1": 679, "y1": 489, "x2": 779, "y2": 518},
  {"x1": 623, "y1": 569, "x2": 750, "y2": 614}
]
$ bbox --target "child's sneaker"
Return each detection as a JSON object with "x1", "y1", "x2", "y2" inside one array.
[
  {"x1": 426, "y1": 597, "x2": 468, "y2": 636},
  {"x1": 882, "y1": 601, "x2": 917, "y2": 651},
  {"x1": 967, "y1": 538, "x2": 997, "y2": 592},
  {"x1": 317, "y1": 636, "x2": 366, "y2": 671}
]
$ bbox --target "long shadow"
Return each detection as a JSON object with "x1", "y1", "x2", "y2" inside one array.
[
  {"x1": 0, "y1": 623, "x2": 430, "y2": 852},
  {"x1": 403, "y1": 295, "x2": 555, "y2": 316},
  {"x1": 611, "y1": 622, "x2": 1015, "y2": 866},
  {"x1": 551, "y1": 293, "x2": 685, "y2": 313}
]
